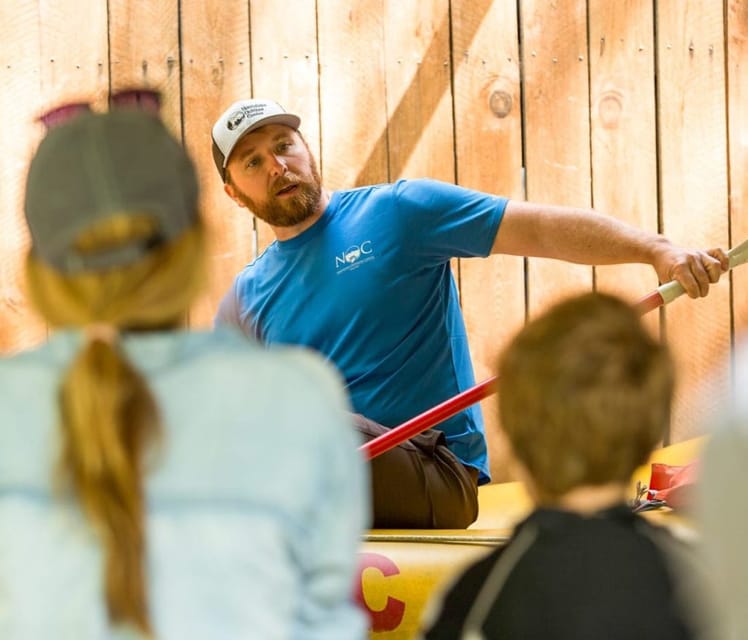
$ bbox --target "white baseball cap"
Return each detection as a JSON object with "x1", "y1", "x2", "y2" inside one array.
[{"x1": 211, "y1": 99, "x2": 301, "y2": 181}]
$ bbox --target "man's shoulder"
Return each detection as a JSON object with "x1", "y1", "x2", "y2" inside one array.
[
  {"x1": 334, "y1": 178, "x2": 448, "y2": 200},
  {"x1": 331, "y1": 179, "x2": 451, "y2": 222},
  {"x1": 332, "y1": 181, "x2": 393, "y2": 206},
  {"x1": 227, "y1": 243, "x2": 278, "y2": 287}
]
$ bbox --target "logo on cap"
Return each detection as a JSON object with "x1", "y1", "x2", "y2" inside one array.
[
  {"x1": 226, "y1": 104, "x2": 271, "y2": 131},
  {"x1": 227, "y1": 110, "x2": 246, "y2": 131}
]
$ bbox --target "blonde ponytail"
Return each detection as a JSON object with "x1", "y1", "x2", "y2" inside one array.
[
  {"x1": 26, "y1": 215, "x2": 205, "y2": 636},
  {"x1": 59, "y1": 337, "x2": 159, "y2": 634}
]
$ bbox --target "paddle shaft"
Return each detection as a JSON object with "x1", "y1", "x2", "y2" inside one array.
[{"x1": 360, "y1": 239, "x2": 748, "y2": 461}]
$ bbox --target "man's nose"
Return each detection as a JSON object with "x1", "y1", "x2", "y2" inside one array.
[{"x1": 269, "y1": 154, "x2": 287, "y2": 176}]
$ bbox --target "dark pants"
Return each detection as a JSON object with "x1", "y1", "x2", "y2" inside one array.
[{"x1": 353, "y1": 413, "x2": 479, "y2": 529}]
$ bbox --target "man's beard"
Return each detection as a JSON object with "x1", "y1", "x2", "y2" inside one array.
[{"x1": 232, "y1": 160, "x2": 323, "y2": 228}]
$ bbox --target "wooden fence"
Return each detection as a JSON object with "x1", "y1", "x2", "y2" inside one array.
[{"x1": 1, "y1": 1, "x2": 745, "y2": 481}]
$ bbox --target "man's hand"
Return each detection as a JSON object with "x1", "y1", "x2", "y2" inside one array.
[{"x1": 652, "y1": 245, "x2": 729, "y2": 298}]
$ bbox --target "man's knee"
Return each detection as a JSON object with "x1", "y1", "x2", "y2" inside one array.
[{"x1": 351, "y1": 413, "x2": 479, "y2": 528}]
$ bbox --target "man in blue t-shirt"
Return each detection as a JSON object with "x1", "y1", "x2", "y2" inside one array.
[{"x1": 210, "y1": 99, "x2": 727, "y2": 529}]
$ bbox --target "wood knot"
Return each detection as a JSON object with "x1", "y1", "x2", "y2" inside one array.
[
  {"x1": 598, "y1": 90, "x2": 623, "y2": 129},
  {"x1": 489, "y1": 90, "x2": 512, "y2": 118}
]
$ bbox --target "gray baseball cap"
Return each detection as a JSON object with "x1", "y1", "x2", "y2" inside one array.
[
  {"x1": 24, "y1": 109, "x2": 198, "y2": 273},
  {"x1": 211, "y1": 99, "x2": 301, "y2": 181}
]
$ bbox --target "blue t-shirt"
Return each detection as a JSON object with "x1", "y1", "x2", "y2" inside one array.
[{"x1": 216, "y1": 178, "x2": 507, "y2": 482}]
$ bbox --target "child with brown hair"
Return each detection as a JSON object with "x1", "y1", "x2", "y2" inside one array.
[{"x1": 420, "y1": 292, "x2": 715, "y2": 640}]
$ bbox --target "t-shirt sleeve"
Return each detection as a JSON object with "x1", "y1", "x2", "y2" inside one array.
[
  {"x1": 391, "y1": 178, "x2": 508, "y2": 261},
  {"x1": 214, "y1": 276, "x2": 264, "y2": 342},
  {"x1": 214, "y1": 281, "x2": 239, "y2": 329}
]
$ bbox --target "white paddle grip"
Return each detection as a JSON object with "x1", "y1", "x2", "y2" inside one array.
[
  {"x1": 657, "y1": 280, "x2": 685, "y2": 304},
  {"x1": 656, "y1": 239, "x2": 748, "y2": 305},
  {"x1": 728, "y1": 238, "x2": 748, "y2": 270}
]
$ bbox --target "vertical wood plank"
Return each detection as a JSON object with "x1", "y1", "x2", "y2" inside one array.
[
  {"x1": 1, "y1": 0, "x2": 109, "y2": 353},
  {"x1": 656, "y1": 0, "x2": 730, "y2": 441},
  {"x1": 107, "y1": 1, "x2": 182, "y2": 135},
  {"x1": 452, "y1": 0, "x2": 524, "y2": 482},
  {"x1": 248, "y1": 0, "x2": 321, "y2": 253},
  {"x1": 0, "y1": 2, "x2": 45, "y2": 353},
  {"x1": 383, "y1": 0, "x2": 454, "y2": 180},
  {"x1": 728, "y1": 0, "x2": 748, "y2": 337},
  {"x1": 521, "y1": 0, "x2": 593, "y2": 314},
  {"x1": 318, "y1": 0, "x2": 388, "y2": 189},
  {"x1": 38, "y1": 0, "x2": 109, "y2": 111},
  {"x1": 180, "y1": 0, "x2": 252, "y2": 328},
  {"x1": 588, "y1": 0, "x2": 660, "y2": 333}
]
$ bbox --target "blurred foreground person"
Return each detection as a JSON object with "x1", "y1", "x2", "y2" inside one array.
[
  {"x1": 420, "y1": 292, "x2": 717, "y2": 640},
  {"x1": 0, "y1": 99, "x2": 368, "y2": 639},
  {"x1": 698, "y1": 337, "x2": 748, "y2": 640}
]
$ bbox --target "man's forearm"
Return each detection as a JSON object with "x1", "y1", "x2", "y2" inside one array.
[
  {"x1": 491, "y1": 199, "x2": 727, "y2": 297},
  {"x1": 491, "y1": 200, "x2": 665, "y2": 265}
]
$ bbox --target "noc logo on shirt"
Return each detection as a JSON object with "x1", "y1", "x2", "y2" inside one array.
[{"x1": 335, "y1": 240, "x2": 375, "y2": 274}]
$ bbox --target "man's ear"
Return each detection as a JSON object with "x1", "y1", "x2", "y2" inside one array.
[{"x1": 224, "y1": 181, "x2": 246, "y2": 208}]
